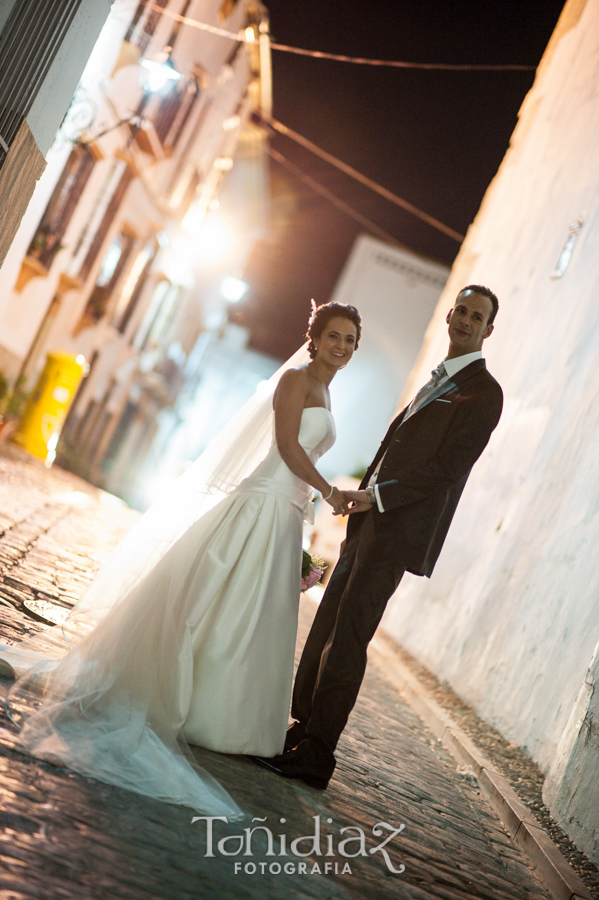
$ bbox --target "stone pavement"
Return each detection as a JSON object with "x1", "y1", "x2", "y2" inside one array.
[{"x1": 0, "y1": 443, "x2": 582, "y2": 900}]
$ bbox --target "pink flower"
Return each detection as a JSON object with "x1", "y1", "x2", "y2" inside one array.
[{"x1": 301, "y1": 565, "x2": 323, "y2": 592}]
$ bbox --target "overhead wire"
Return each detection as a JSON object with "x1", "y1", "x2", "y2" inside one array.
[
  {"x1": 142, "y1": 2, "x2": 535, "y2": 72},
  {"x1": 261, "y1": 113, "x2": 464, "y2": 242},
  {"x1": 207, "y1": 72, "x2": 465, "y2": 242},
  {"x1": 139, "y1": 1, "x2": 503, "y2": 242},
  {"x1": 205, "y1": 78, "x2": 465, "y2": 243},
  {"x1": 267, "y1": 146, "x2": 405, "y2": 248},
  {"x1": 267, "y1": 44, "x2": 534, "y2": 72}
]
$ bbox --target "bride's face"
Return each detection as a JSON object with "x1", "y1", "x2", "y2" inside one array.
[{"x1": 315, "y1": 316, "x2": 358, "y2": 369}]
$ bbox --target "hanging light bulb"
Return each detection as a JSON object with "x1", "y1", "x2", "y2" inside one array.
[{"x1": 140, "y1": 57, "x2": 182, "y2": 92}]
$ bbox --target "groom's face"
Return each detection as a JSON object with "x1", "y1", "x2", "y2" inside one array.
[{"x1": 446, "y1": 291, "x2": 494, "y2": 356}]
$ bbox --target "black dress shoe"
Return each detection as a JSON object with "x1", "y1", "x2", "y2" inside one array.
[
  {"x1": 252, "y1": 738, "x2": 335, "y2": 790},
  {"x1": 284, "y1": 721, "x2": 307, "y2": 752}
]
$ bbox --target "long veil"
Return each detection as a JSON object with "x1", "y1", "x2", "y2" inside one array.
[
  {"x1": 0, "y1": 343, "x2": 311, "y2": 815},
  {"x1": 72, "y1": 340, "x2": 311, "y2": 623}
]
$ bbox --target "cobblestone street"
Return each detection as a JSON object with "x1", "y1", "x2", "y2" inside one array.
[{"x1": 0, "y1": 444, "x2": 590, "y2": 900}]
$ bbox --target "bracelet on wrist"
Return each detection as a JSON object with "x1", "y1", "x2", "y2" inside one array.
[{"x1": 322, "y1": 484, "x2": 334, "y2": 501}]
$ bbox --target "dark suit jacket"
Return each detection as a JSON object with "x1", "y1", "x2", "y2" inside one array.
[{"x1": 348, "y1": 359, "x2": 503, "y2": 577}]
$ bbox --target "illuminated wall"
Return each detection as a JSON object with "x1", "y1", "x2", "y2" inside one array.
[{"x1": 381, "y1": 0, "x2": 599, "y2": 863}]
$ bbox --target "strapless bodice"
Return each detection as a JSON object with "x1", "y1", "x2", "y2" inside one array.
[{"x1": 234, "y1": 407, "x2": 336, "y2": 516}]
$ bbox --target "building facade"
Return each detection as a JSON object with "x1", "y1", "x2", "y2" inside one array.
[
  {"x1": 324, "y1": 234, "x2": 449, "y2": 481},
  {"x1": 0, "y1": 0, "x2": 114, "y2": 269},
  {"x1": 0, "y1": 0, "x2": 272, "y2": 503}
]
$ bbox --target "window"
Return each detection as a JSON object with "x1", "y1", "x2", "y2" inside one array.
[
  {"x1": 111, "y1": 239, "x2": 157, "y2": 334},
  {"x1": 77, "y1": 165, "x2": 134, "y2": 283},
  {"x1": 77, "y1": 229, "x2": 137, "y2": 329},
  {"x1": 27, "y1": 144, "x2": 95, "y2": 269},
  {"x1": 152, "y1": 80, "x2": 200, "y2": 151},
  {"x1": 124, "y1": 0, "x2": 169, "y2": 54},
  {"x1": 132, "y1": 279, "x2": 180, "y2": 351},
  {"x1": 0, "y1": 0, "x2": 80, "y2": 168}
]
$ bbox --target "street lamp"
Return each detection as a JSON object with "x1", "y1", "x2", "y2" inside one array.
[
  {"x1": 140, "y1": 57, "x2": 182, "y2": 93},
  {"x1": 181, "y1": 208, "x2": 234, "y2": 265},
  {"x1": 195, "y1": 219, "x2": 232, "y2": 262},
  {"x1": 220, "y1": 276, "x2": 248, "y2": 303}
]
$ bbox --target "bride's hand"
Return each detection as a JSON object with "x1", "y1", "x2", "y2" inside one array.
[{"x1": 326, "y1": 486, "x2": 348, "y2": 516}]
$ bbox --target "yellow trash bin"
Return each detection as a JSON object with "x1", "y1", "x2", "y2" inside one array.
[{"x1": 13, "y1": 351, "x2": 87, "y2": 465}]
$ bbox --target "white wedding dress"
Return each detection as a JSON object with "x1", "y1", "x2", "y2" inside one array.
[{"x1": 0, "y1": 404, "x2": 335, "y2": 816}]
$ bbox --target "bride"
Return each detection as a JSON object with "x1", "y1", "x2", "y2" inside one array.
[{"x1": 0, "y1": 301, "x2": 361, "y2": 816}]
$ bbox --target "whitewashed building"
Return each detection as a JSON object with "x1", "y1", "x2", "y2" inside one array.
[
  {"x1": 380, "y1": 0, "x2": 599, "y2": 864},
  {"x1": 323, "y1": 234, "x2": 449, "y2": 481},
  {"x1": 0, "y1": 0, "x2": 272, "y2": 502}
]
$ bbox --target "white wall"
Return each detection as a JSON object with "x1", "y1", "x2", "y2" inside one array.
[
  {"x1": 323, "y1": 234, "x2": 449, "y2": 480},
  {"x1": 379, "y1": 0, "x2": 599, "y2": 863}
]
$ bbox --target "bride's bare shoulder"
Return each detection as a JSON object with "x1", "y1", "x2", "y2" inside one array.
[
  {"x1": 273, "y1": 366, "x2": 311, "y2": 408},
  {"x1": 276, "y1": 366, "x2": 310, "y2": 391},
  {"x1": 280, "y1": 365, "x2": 310, "y2": 382}
]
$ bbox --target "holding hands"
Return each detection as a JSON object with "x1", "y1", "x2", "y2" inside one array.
[
  {"x1": 325, "y1": 488, "x2": 373, "y2": 516},
  {"x1": 342, "y1": 490, "x2": 372, "y2": 514},
  {"x1": 323, "y1": 485, "x2": 349, "y2": 516}
]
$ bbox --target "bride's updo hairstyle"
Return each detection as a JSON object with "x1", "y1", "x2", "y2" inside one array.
[{"x1": 306, "y1": 301, "x2": 362, "y2": 359}]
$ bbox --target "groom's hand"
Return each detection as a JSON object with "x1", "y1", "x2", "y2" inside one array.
[
  {"x1": 344, "y1": 490, "x2": 372, "y2": 514},
  {"x1": 327, "y1": 486, "x2": 349, "y2": 516}
]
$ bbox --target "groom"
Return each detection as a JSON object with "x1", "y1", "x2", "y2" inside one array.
[{"x1": 255, "y1": 285, "x2": 503, "y2": 789}]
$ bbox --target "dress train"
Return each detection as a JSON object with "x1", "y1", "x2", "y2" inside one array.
[{"x1": 0, "y1": 403, "x2": 335, "y2": 815}]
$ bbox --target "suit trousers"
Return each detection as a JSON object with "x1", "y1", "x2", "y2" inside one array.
[{"x1": 291, "y1": 509, "x2": 406, "y2": 752}]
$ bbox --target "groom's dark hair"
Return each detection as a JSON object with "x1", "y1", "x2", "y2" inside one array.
[
  {"x1": 306, "y1": 302, "x2": 362, "y2": 359},
  {"x1": 458, "y1": 285, "x2": 499, "y2": 325}
]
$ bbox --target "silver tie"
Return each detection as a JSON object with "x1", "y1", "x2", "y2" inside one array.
[
  {"x1": 408, "y1": 361, "x2": 447, "y2": 410},
  {"x1": 431, "y1": 361, "x2": 447, "y2": 385}
]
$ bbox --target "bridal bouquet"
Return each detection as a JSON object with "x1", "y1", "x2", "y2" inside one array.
[{"x1": 301, "y1": 549, "x2": 326, "y2": 592}]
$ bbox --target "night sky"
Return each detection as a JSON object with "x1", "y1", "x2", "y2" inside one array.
[{"x1": 230, "y1": 0, "x2": 565, "y2": 359}]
